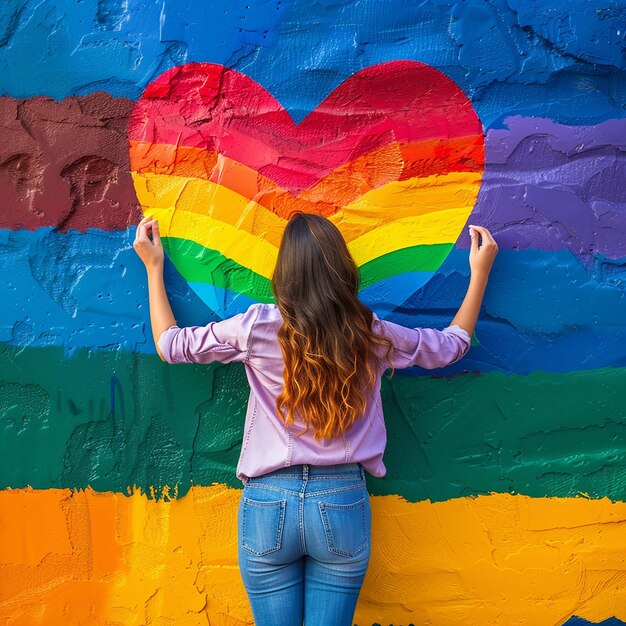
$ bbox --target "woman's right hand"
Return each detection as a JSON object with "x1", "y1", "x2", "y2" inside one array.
[{"x1": 468, "y1": 224, "x2": 498, "y2": 278}]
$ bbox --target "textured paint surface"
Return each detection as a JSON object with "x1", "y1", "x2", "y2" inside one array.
[
  {"x1": 4, "y1": 236, "x2": 626, "y2": 373},
  {"x1": 2, "y1": 487, "x2": 626, "y2": 625},
  {"x1": 2, "y1": 0, "x2": 626, "y2": 624},
  {"x1": 0, "y1": 94, "x2": 140, "y2": 232},
  {"x1": 1, "y1": 0, "x2": 624, "y2": 126}
]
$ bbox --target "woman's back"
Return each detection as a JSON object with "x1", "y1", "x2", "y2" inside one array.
[{"x1": 157, "y1": 301, "x2": 471, "y2": 481}]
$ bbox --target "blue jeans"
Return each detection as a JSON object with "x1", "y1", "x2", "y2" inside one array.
[{"x1": 238, "y1": 462, "x2": 372, "y2": 626}]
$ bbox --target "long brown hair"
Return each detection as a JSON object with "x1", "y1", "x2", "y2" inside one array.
[{"x1": 271, "y1": 211, "x2": 395, "y2": 440}]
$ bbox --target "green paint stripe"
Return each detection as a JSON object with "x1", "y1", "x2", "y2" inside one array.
[
  {"x1": 162, "y1": 237, "x2": 274, "y2": 302},
  {"x1": 2, "y1": 344, "x2": 625, "y2": 503},
  {"x1": 163, "y1": 237, "x2": 452, "y2": 297},
  {"x1": 357, "y1": 243, "x2": 452, "y2": 289}
]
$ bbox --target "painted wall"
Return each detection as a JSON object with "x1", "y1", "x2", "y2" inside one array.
[{"x1": 1, "y1": 1, "x2": 625, "y2": 624}]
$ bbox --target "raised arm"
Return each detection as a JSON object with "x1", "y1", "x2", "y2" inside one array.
[
  {"x1": 133, "y1": 215, "x2": 175, "y2": 361},
  {"x1": 133, "y1": 215, "x2": 261, "y2": 364},
  {"x1": 372, "y1": 224, "x2": 498, "y2": 371},
  {"x1": 449, "y1": 224, "x2": 499, "y2": 338}
]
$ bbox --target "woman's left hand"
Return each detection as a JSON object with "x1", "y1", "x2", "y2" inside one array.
[{"x1": 133, "y1": 215, "x2": 164, "y2": 270}]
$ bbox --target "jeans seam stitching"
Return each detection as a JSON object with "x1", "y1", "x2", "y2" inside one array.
[
  {"x1": 243, "y1": 483, "x2": 300, "y2": 496},
  {"x1": 304, "y1": 483, "x2": 366, "y2": 497},
  {"x1": 299, "y1": 466, "x2": 308, "y2": 554}
]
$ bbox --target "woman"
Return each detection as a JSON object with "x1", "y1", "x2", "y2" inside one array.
[{"x1": 133, "y1": 212, "x2": 498, "y2": 625}]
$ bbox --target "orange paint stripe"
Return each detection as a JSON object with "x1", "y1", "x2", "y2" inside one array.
[
  {"x1": 129, "y1": 135, "x2": 484, "y2": 220},
  {"x1": 2, "y1": 487, "x2": 626, "y2": 625},
  {"x1": 0, "y1": 488, "x2": 120, "y2": 623}
]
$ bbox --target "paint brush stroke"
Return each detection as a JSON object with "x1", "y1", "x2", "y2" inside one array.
[
  {"x1": 2, "y1": 342, "x2": 626, "y2": 503},
  {"x1": 1, "y1": 487, "x2": 625, "y2": 625}
]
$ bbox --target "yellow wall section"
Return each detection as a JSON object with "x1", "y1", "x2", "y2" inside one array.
[
  {"x1": 132, "y1": 171, "x2": 482, "y2": 276},
  {"x1": 2, "y1": 487, "x2": 625, "y2": 625}
]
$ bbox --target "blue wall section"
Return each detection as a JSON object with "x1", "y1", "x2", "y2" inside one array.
[
  {"x1": 0, "y1": 0, "x2": 624, "y2": 128},
  {"x1": 2, "y1": 226, "x2": 626, "y2": 375}
]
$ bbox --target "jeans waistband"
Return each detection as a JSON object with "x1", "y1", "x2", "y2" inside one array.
[{"x1": 248, "y1": 462, "x2": 365, "y2": 481}]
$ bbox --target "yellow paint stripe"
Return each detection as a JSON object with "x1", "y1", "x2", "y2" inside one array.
[
  {"x1": 133, "y1": 171, "x2": 480, "y2": 277},
  {"x1": 132, "y1": 169, "x2": 481, "y2": 241},
  {"x1": 1, "y1": 487, "x2": 625, "y2": 625},
  {"x1": 148, "y1": 206, "x2": 279, "y2": 278},
  {"x1": 346, "y1": 207, "x2": 471, "y2": 266},
  {"x1": 143, "y1": 205, "x2": 468, "y2": 279}
]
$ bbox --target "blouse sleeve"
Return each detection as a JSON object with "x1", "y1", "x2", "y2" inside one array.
[
  {"x1": 157, "y1": 303, "x2": 261, "y2": 365},
  {"x1": 373, "y1": 314, "x2": 472, "y2": 370}
]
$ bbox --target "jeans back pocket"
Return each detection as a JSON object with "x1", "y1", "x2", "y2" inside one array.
[
  {"x1": 241, "y1": 496, "x2": 287, "y2": 556},
  {"x1": 318, "y1": 497, "x2": 368, "y2": 557}
]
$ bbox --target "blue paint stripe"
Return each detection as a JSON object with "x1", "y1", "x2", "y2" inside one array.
[
  {"x1": 187, "y1": 272, "x2": 437, "y2": 320},
  {"x1": 0, "y1": 0, "x2": 623, "y2": 128},
  {"x1": 187, "y1": 282, "x2": 261, "y2": 320},
  {"x1": 563, "y1": 618, "x2": 626, "y2": 626},
  {"x1": 359, "y1": 271, "x2": 435, "y2": 318},
  {"x1": 2, "y1": 227, "x2": 626, "y2": 375}
]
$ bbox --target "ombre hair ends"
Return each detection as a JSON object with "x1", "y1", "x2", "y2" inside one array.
[{"x1": 271, "y1": 212, "x2": 395, "y2": 440}]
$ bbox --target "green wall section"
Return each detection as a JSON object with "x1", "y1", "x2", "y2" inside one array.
[{"x1": 2, "y1": 343, "x2": 625, "y2": 503}]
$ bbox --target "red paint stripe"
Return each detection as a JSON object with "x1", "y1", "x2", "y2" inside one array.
[
  {"x1": 129, "y1": 136, "x2": 484, "y2": 219},
  {"x1": 129, "y1": 61, "x2": 483, "y2": 194}
]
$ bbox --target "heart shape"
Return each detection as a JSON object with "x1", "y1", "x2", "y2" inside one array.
[{"x1": 129, "y1": 60, "x2": 484, "y2": 318}]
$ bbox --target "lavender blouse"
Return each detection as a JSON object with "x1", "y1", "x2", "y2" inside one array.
[{"x1": 157, "y1": 303, "x2": 471, "y2": 483}]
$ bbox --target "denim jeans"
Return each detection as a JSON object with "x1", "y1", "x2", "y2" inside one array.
[{"x1": 238, "y1": 462, "x2": 372, "y2": 626}]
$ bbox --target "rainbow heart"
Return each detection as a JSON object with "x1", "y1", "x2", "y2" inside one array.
[{"x1": 129, "y1": 60, "x2": 484, "y2": 318}]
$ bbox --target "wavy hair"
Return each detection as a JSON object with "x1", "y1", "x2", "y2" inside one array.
[{"x1": 271, "y1": 212, "x2": 395, "y2": 440}]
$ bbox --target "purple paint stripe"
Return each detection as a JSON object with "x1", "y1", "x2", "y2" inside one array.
[{"x1": 460, "y1": 116, "x2": 626, "y2": 259}]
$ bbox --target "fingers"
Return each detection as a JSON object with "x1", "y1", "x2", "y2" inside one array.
[
  {"x1": 150, "y1": 219, "x2": 160, "y2": 236},
  {"x1": 468, "y1": 224, "x2": 498, "y2": 249},
  {"x1": 135, "y1": 214, "x2": 157, "y2": 242},
  {"x1": 148, "y1": 219, "x2": 162, "y2": 245},
  {"x1": 469, "y1": 226, "x2": 479, "y2": 254},
  {"x1": 135, "y1": 214, "x2": 151, "y2": 241},
  {"x1": 468, "y1": 224, "x2": 498, "y2": 247},
  {"x1": 137, "y1": 219, "x2": 162, "y2": 250},
  {"x1": 137, "y1": 214, "x2": 151, "y2": 230}
]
